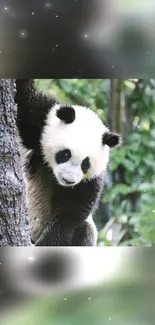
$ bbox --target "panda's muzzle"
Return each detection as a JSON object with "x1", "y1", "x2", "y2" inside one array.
[{"x1": 62, "y1": 178, "x2": 75, "y2": 185}]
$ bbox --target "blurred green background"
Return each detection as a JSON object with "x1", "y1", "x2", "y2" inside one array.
[
  {"x1": 1, "y1": 248, "x2": 155, "y2": 325},
  {"x1": 35, "y1": 79, "x2": 155, "y2": 247},
  {"x1": 2, "y1": 283, "x2": 154, "y2": 325}
]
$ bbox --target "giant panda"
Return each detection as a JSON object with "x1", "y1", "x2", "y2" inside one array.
[{"x1": 15, "y1": 79, "x2": 122, "y2": 246}]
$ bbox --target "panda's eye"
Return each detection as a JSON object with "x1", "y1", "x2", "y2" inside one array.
[
  {"x1": 81, "y1": 157, "x2": 90, "y2": 174},
  {"x1": 55, "y1": 149, "x2": 71, "y2": 164}
]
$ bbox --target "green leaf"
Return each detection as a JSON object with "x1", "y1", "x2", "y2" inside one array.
[{"x1": 104, "y1": 184, "x2": 133, "y2": 202}]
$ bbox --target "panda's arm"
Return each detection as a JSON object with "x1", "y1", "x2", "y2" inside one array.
[
  {"x1": 15, "y1": 79, "x2": 56, "y2": 150},
  {"x1": 72, "y1": 215, "x2": 98, "y2": 246}
]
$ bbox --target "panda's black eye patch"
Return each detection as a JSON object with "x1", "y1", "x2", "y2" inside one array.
[
  {"x1": 55, "y1": 149, "x2": 71, "y2": 164},
  {"x1": 81, "y1": 157, "x2": 90, "y2": 174}
]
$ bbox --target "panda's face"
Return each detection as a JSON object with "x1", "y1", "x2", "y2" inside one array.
[
  {"x1": 41, "y1": 104, "x2": 122, "y2": 187},
  {"x1": 51, "y1": 149, "x2": 92, "y2": 187}
]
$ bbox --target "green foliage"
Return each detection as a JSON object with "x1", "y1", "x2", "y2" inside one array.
[
  {"x1": 103, "y1": 79, "x2": 155, "y2": 246},
  {"x1": 35, "y1": 79, "x2": 107, "y2": 121},
  {"x1": 35, "y1": 79, "x2": 155, "y2": 246}
]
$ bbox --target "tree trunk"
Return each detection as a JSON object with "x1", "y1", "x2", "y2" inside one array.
[{"x1": 0, "y1": 79, "x2": 31, "y2": 246}]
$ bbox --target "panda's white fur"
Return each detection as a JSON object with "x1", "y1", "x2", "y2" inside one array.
[
  {"x1": 86, "y1": 214, "x2": 98, "y2": 245},
  {"x1": 41, "y1": 104, "x2": 110, "y2": 187}
]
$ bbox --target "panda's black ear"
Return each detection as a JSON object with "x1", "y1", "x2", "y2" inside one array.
[
  {"x1": 56, "y1": 106, "x2": 75, "y2": 124},
  {"x1": 102, "y1": 132, "x2": 122, "y2": 148}
]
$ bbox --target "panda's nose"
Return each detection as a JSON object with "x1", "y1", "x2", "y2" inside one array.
[{"x1": 62, "y1": 178, "x2": 75, "y2": 185}]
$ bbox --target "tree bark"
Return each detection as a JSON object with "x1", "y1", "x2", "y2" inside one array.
[{"x1": 0, "y1": 79, "x2": 31, "y2": 246}]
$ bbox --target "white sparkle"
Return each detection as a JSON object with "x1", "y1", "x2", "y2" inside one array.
[
  {"x1": 0, "y1": 51, "x2": 1, "y2": 54},
  {"x1": 148, "y1": 52, "x2": 150, "y2": 54},
  {"x1": 55, "y1": 44, "x2": 59, "y2": 47},
  {"x1": 84, "y1": 34, "x2": 88, "y2": 38},
  {"x1": 153, "y1": 210, "x2": 155, "y2": 212},
  {"x1": 0, "y1": 262, "x2": 1, "y2": 265},
  {"x1": 4, "y1": 6, "x2": 8, "y2": 10},
  {"x1": 64, "y1": 298, "x2": 67, "y2": 301},
  {"x1": 36, "y1": 218, "x2": 39, "y2": 221},
  {"x1": 56, "y1": 15, "x2": 59, "y2": 18},
  {"x1": 112, "y1": 65, "x2": 115, "y2": 68},
  {"x1": 29, "y1": 256, "x2": 34, "y2": 261},
  {"x1": 109, "y1": 317, "x2": 112, "y2": 320},
  {"x1": 19, "y1": 30, "x2": 28, "y2": 38},
  {"x1": 45, "y1": 2, "x2": 52, "y2": 9},
  {"x1": 88, "y1": 297, "x2": 91, "y2": 300},
  {"x1": 32, "y1": 12, "x2": 35, "y2": 15}
]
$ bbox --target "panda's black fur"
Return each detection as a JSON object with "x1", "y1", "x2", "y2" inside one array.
[{"x1": 15, "y1": 79, "x2": 121, "y2": 246}]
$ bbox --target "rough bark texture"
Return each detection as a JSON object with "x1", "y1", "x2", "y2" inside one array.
[{"x1": 0, "y1": 79, "x2": 31, "y2": 246}]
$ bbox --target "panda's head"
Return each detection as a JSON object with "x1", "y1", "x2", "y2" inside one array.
[{"x1": 41, "y1": 104, "x2": 122, "y2": 187}]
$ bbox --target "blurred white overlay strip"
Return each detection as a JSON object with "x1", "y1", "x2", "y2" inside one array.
[
  {"x1": 0, "y1": 247, "x2": 148, "y2": 302},
  {"x1": 1, "y1": 248, "x2": 155, "y2": 325},
  {"x1": 0, "y1": 248, "x2": 125, "y2": 297}
]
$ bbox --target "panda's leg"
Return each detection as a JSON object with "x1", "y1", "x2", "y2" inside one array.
[
  {"x1": 72, "y1": 215, "x2": 98, "y2": 246},
  {"x1": 35, "y1": 219, "x2": 75, "y2": 246}
]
